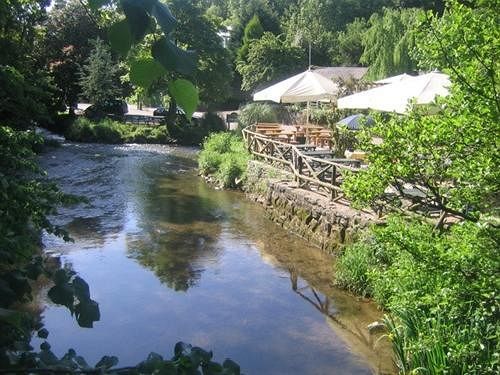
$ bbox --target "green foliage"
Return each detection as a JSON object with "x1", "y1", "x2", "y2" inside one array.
[
  {"x1": 42, "y1": 0, "x2": 102, "y2": 110},
  {"x1": 335, "y1": 216, "x2": 499, "y2": 374},
  {"x1": 64, "y1": 117, "x2": 168, "y2": 144},
  {"x1": 237, "y1": 102, "x2": 278, "y2": 128},
  {"x1": 168, "y1": 79, "x2": 199, "y2": 120},
  {"x1": 237, "y1": 14, "x2": 264, "y2": 61},
  {"x1": 198, "y1": 132, "x2": 250, "y2": 188},
  {"x1": 416, "y1": 0, "x2": 499, "y2": 123},
  {"x1": 361, "y1": 7, "x2": 423, "y2": 80},
  {"x1": 166, "y1": 0, "x2": 233, "y2": 108},
  {"x1": 237, "y1": 32, "x2": 303, "y2": 91},
  {"x1": 166, "y1": 112, "x2": 225, "y2": 145},
  {"x1": 282, "y1": 0, "x2": 393, "y2": 66},
  {"x1": 79, "y1": 38, "x2": 122, "y2": 105},
  {"x1": 330, "y1": 18, "x2": 368, "y2": 66},
  {"x1": 0, "y1": 126, "x2": 73, "y2": 264},
  {"x1": 0, "y1": 66, "x2": 52, "y2": 130}
]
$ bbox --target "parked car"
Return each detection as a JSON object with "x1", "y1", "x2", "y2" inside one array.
[
  {"x1": 153, "y1": 106, "x2": 168, "y2": 116},
  {"x1": 84, "y1": 99, "x2": 128, "y2": 119},
  {"x1": 153, "y1": 106, "x2": 188, "y2": 117}
]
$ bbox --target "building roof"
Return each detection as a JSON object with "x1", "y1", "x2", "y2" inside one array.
[{"x1": 311, "y1": 66, "x2": 368, "y2": 81}]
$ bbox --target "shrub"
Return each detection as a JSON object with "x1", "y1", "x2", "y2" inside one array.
[
  {"x1": 64, "y1": 117, "x2": 168, "y2": 144},
  {"x1": 198, "y1": 133, "x2": 250, "y2": 188},
  {"x1": 198, "y1": 150, "x2": 223, "y2": 175},
  {"x1": 334, "y1": 240, "x2": 375, "y2": 297},
  {"x1": 335, "y1": 215, "x2": 500, "y2": 374},
  {"x1": 237, "y1": 102, "x2": 278, "y2": 128}
]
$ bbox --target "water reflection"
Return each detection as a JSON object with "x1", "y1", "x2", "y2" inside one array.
[{"x1": 37, "y1": 142, "x2": 393, "y2": 374}]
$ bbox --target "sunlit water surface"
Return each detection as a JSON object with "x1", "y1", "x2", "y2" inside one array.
[{"x1": 35, "y1": 142, "x2": 393, "y2": 374}]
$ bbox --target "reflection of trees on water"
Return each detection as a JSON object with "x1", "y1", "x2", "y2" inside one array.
[
  {"x1": 128, "y1": 228, "x2": 220, "y2": 291},
  {"x1": 127, "y1": 166, "x2": 224, "y2": 292}
]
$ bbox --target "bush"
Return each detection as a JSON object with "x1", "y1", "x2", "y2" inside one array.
[
  {"x1": 237, "y1": 102, "x2": 278, "y2": 128},
  {"x1": 166, "y1": 112, "x2": 224, "y2": 146},
  {"x1": 198, "y1": 133, "x2": 250, "y2": 188},
  {"x1": 64, "y1": 117, "x2": 169, "y2": 144},
  {"x1": 335, "y1": 215, "x2": 500, "y2": 374}
]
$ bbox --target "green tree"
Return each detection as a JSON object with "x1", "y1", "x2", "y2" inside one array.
[
  {"x1": 282, "y1": 0, "x2": 393, "y2": 66},
  {"x1": 237, "y1": 14, "x2": 264, "y2": 61},
  {"x1": 42, "y1": 0, "x2": 102, "y2": 111},
  {"x1": 236, "y1": 32, "x2": 304, "y2": 91},
  {"x1": 168, "y1": 0, "x2": 233, "y2": 108},
  {"x1": 330, "y1": 18, "x2": 368, "y2": 66},
  {"x1": 360, "y1": 7, "x2": 423, "y2": 80},
  {"x1": 79, "y1": 38, "x2": 122, "y2": 105},
  {"x1": 226, "y1": 0, "x2": 280, "y2": 54},
  {"x1": 343, "y1": 0, "x2": 499, "y2": 223}
]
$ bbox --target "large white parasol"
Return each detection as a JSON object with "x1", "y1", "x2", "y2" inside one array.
[
  {"x1": 253, "y1": 69, "x2": 339, "y2": 103},
  {"x1": 338, "y1": 72, "x2": 450, "y2": 114}
]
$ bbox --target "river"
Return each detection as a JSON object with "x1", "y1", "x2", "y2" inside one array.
[{"x1": 35, "y1": 140, "x2": 393, "y2": 374}]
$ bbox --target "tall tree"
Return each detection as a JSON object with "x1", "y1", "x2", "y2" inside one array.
[
  {"x1": 330, "y1": 18, "x2": 368, "y2": 66},
  {"x1": 236, "y1": 32, "x2": 303, "y2": 91},
  {"x1": 42, "y1": 0, "x2": 102, "y2": 111},
  {"x1": 168, "y1": 0, "x2": 233, "y2": 108},
  {"x1": 79, "y1": 38, "x2": 122, "y2": 105},
  {"x1": 237, "y1": 14, "x2": 264, "y2": 62},
  {"x1": 360, "y1": 7, "x2": 423, "y2": 80}
]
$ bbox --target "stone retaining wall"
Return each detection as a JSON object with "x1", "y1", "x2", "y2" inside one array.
[{"x1": 245, "y1": 160, "x2": 377, "y2": 254}]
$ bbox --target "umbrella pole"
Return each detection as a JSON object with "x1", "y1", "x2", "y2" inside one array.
[{"x1": 306, "y1": 101, "x2": 310, "y2": 125}]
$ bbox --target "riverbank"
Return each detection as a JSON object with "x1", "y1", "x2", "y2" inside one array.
[
  {"x1": 245, "y1": 160, "x2": 377, "y2": 253},
  {"x1": 47, "y1": 113, "x2": 226, "y2": 146}
]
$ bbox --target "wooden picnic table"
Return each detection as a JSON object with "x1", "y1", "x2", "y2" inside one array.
[
  {"x1": 294, "y1": 144, "x2": 316, "y2": 151},
  {"x1": 303, "y1": 150, "x2": 334, "y2": 158}
]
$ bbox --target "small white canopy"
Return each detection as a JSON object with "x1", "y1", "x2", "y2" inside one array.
[
  {"x1": 253, "y1": 69, "x2": 339, "y2": 103},
  {"x1": 375, "y1": 73, "x2": 413, "y2": 85},
  {"x1": 338, "y1": 72, "x2": 451, "y2": 114}
]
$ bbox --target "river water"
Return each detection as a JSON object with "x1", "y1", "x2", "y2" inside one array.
[{"x1": 36, "y1": 141, "x2": 393, "y2": 374}]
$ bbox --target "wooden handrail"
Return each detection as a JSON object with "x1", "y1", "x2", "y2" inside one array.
[{"x1": 243, "y1": 124, "x2": 359, "y2": 200}]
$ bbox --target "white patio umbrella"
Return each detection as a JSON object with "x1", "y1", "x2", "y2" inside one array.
[
  {"x1": 338, "y1": 72, "x2": 450, "y2": 114},
  {"x1": 253, "y1": 69, "x2": 339, "y2": 103},
  {"x1": 375, "y1": 73, "x2": 413, "y2": 85},
  {"x1": 253, "y1": 69, "x2": 339, "y2": 124}
]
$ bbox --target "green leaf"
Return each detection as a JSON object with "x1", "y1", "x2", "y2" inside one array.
[
  {"x1": 130, "y1": 58, "x2": 166, "y2": 88},
  {"x1": 108, "y1": 20, "x2": 132, "y2": 57},
  {"x1": 137, "y1": 352, "x2": 165, "y2": 373},
  {"x1": 168, "y1": 79, "x2": 199, "y2": 120},
  {"x1": 152, "y1": 1, "x2": 177, "y2": 34},
  {"x1": 151, "y1": 37, "x2": 197, "y2": 76},
  {"x1": 121, "y1": 0, "x2": 152, "y2": 43},
  {"x1": 53, "y1": 269, "x2": 72, "y2": 286},
  {"x1": 95, "y1": 355, "x2": 119, "y2": 369}
]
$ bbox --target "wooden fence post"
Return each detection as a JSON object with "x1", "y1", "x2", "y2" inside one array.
[{"x1": 330, "y1": 165, "x2": 337, "y2": 200}]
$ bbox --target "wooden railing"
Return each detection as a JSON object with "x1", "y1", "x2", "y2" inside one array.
[{"x1": 242, "y1": 125, "x2": 359, "y2": 200}]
